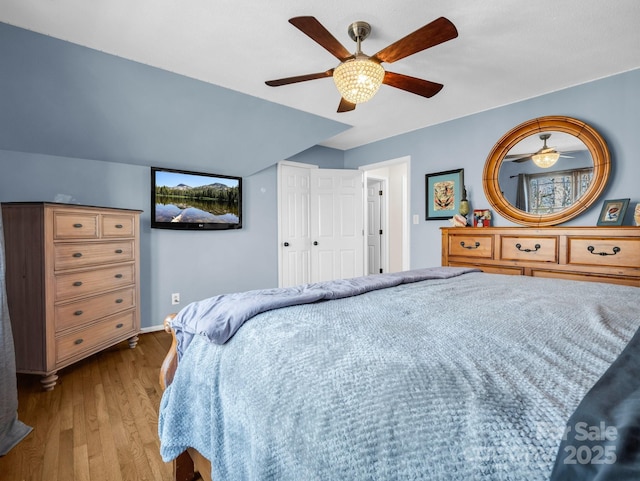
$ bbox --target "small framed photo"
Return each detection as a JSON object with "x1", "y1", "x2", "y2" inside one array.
[
  {"x1": 596, "y1": 198, "x2": 629, "y2": 226},
  {"x1": 473, "y1": 209, "x2": 492, "y2": 227},
  {"x1": 425, "y1": 169, "x2": 464, "y2": 220}
]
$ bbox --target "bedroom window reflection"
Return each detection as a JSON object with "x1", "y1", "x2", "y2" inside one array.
[{"x1": 515, "y1": 167, "x2": 593, "y2": 214}]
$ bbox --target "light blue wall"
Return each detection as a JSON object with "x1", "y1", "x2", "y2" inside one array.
[
  {"x1": 0, "y1": 22, "x2": 638, "y2": 330},
  {"x1": 0, "y1": 22, "x2": 350, "y2": 177},
  {"x1": 0, "y1": 150, "x2": 278, "y2": 329},
  {"x1": 345, "y1": 68, "x2": 640, "y2": 269},
  {"x1": 0, "y1": 22, "x2": 345, "y2": 329},
  {"x1": 288, "y1": 145, "x2": 345, "y2": 169}
]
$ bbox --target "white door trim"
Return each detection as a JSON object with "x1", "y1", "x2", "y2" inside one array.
[{"x1": 359, "y1": 155, "x2": 411, "y2": 271}]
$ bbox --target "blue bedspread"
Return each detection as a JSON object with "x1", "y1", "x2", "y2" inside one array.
[
  {"x1": 170, "y1": 266, "x2": 478, "y2": 354},
  {"x1": 159, "y1": 270, "x2": 640, "y2": 480}
]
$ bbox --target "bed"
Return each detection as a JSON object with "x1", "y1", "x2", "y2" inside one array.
[{"x1": 158, "y1": 267, "x2": 640, "y2": 481}]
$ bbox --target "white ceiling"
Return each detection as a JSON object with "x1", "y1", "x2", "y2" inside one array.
[{"x1": 2, "y1": 0, "x2": 640, "y2": 151}]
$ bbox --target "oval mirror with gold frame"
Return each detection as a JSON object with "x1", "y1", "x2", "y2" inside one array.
[{"x1": 483, "y1": 116, "x2": 610, "y2": 226}]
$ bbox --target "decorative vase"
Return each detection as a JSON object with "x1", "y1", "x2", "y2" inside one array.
[{"x1": 459, "y1": 186, "x2": 469, "y2": 219}]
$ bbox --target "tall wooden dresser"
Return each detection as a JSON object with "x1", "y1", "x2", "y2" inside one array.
[
  {"x1": 2, "y1": 202, "x2": 142, "y2": 390},
  {"x1": 441, "y1": 226, "x2": 640, "y2": 287}
]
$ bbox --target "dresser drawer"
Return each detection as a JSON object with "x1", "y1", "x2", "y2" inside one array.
[
  {"x1": 531, "y1": 269, "x2": 640, "y2": 287},
  {"x1": 55, "y1": 264, "x2": 135, "y2": 301},
  {"x1": 448, "y1": 235, "x2": 493, "y2": 258},
  {"x1": 102, "y1": 213, "x2": 136, "y2": 237},
  {"x1": 56, "y1": 310, "x2": 136, "y2": 363},
  {"x1": 500, "y1": 236, "x2": 557, "y2": 263},
  {"x1": 449, "y1": 261, "x2": 523, "y2": 275},
  {"x1": 55, "y1": 287, "x2": 136, "y2": 332},
  {"x1": 568, "y1": 237, "x2": 640, "y2": 268},
  {"x1": 53, "y1": 212, "x2": 99, "y2": 239},
  {"x1": 54, "y1": 241, "x2": 134, "y2": 270}
]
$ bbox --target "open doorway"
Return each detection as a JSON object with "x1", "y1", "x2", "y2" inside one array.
[
  {"x1": 366, "y1": 177, "x2": 385, "y2": 274},
  {"x1": 360, "y1": 156, "x2": 410, "y2": 273}
]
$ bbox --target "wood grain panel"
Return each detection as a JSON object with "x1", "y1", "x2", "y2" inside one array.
[
  {"x1": 55, "y1": 264, "x2": 135, "y2": 301},
  {"x1": 442, "y1": 226, "x2": 640, "y2": 286},
  {"x1": 55, "y1": 287, "x2": 136, "y2": 332},
  {"x1": 56, "y1": 311, "x2": 136, "y2": 363},
  {"x1": 53, "y1": 212, "x2": 99, "y2": 239},
  {"x1": 54, "y1": 241, "x2": 134, "y2": 270},
  {"x1": 101, "y1": 213, "x2": 136, "y2": 237}
]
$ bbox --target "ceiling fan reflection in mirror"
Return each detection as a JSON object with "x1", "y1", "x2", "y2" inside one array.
[
  {"x1": 507, "y1": 133, "x2": 575, "y2": 168},
  {"x1": 265, "y1": 16, "x2": 458, "y2": 112}
]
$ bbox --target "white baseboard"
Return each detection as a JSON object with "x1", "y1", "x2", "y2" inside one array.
[{"x1": 140, "y1": 324, "x2": 167, "y2": 334}]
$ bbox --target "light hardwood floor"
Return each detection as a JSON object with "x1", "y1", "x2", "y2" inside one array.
[{"x1": 0, "y1": 331, "x2": 175, "y2": 481}]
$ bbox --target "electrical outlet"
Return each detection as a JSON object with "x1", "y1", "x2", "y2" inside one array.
[{"x1": 171, "y1": 293, "x2": 180, "y2": 305}]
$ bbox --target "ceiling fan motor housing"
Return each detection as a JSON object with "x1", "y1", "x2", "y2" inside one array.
[{"x1": 347, "y1": 21, "x2": 372, "y2": 43}]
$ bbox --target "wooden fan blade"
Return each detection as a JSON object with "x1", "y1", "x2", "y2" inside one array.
[
  {"x1": 337, "y1": 98, "x2": 356, "y2": 113},
  {"x1": 289, "y1": 16, "x2": 352, "y2": 61},
  {"x1": 371, "y1": 17, "x2": 458, "y2": 64},
  {"x1": 266, "y1": 70, "x2": 334, "y2": 87},
  {"x1": 382, "y1": 71, "x2": 443, "y2": 98}
]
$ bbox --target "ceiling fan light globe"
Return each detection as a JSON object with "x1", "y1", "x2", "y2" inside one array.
[
  {"x1": 333, "y1": 58, "x2": 385, "y2": 104},
  {"x1": 531, "y1": 151, "x2": 560, "y2": 168}
]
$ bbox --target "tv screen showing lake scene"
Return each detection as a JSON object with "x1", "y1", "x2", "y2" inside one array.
[{"x1": 151, "y1": 167, "x2": 242, "y2": 230}]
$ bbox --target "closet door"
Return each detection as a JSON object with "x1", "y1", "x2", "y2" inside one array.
[
  {"x1": 278, "y1": 164, "x2": 365, "y2": 287},
  {"x1": 278, "y1": 163, "x2": 313, "y2": 287},
  {"x1": 309, "y1": 168, "x2": 364, "y2": 283}
]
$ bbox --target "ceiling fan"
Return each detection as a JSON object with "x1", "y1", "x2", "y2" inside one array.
[
  {"x1": 265, "y1": 16, "x2": 458, "y2": 112},
  {"x1": 507, "y1": 133, "x2": 574, "y2": 168}
]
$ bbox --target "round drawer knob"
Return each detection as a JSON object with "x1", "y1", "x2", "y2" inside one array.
[
  {"x1": 73, "y1": 223, "x2": 83, "y2": 228},
  {"x1": 114, "y1": 274, "x2": 123, "y2": 279},
  {"x1": 115, "y1": 249, "x2": 123, "y2": 254},
  {"x1": 116, "y1": 323, "x2": 124, "y2": 329},
  {"x1": 115, "y1": 298, "x2": 123, "y2": 304},
  {"x1": 74, "y1": 310, "x2": 83, "y2": 316},
  {"x1": 74, "y1": 338, "x2": 84, "y2": 345},
  {"x1": 73, "y1": 252, "x2": 83, "y2": 258},
  {"x1": 73, "y1": 281, "x2": 83, "y2": 287}
]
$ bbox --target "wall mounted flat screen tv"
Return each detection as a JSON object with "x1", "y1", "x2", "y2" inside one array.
[{"x1": 151, "y1": 167, "x2": 242, "y2": 230}]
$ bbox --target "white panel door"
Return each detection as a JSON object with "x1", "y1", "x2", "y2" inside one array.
[
  {"x1": 310, "y1": 169, "x2": 364, "y2": 283},
  {"x1": 367, "y1": 179, "x2": 383, "y2": 274},
  {"x1": 278, "y1": 164, "x2": 313, "y2": 287}
]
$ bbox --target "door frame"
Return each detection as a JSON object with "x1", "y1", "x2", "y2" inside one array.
[
  {"x1": 360, "y1": 155, "x2": 411, "y2": 272},
  {"x1": 278, "y1": 155, "x2": 410, "y2": 286},
  {"x1": 365, "y1": 176, "x2": 388, "y2": 274}
]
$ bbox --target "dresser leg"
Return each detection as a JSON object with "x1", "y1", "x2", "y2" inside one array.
[
  {"x1": 41, "y1": 372, "x2": 58, "y2": 391},
  {"x1": 128, "y1": 335, "x2": 139, "y2": 349}
]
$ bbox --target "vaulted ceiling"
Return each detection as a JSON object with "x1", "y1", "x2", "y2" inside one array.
[{"x1": 2, "y1": 0, "x2": 640, "y2": 150}]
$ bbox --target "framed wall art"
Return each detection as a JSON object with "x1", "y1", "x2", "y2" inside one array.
[
  {"x1": 596, "y1": 198, "x2": 629, "y2": 226},
  {"x1": 425, "y1": 169, "x2": 464, "y2": 220}
]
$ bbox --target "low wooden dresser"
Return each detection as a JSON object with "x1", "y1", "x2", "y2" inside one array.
[
  {"x1": 2, "y1": 202, "x2": 142, "y2": 390},
  {"x1": 441, "y1": 226, "x2": 640, "y2": 287}
]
